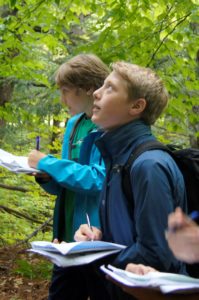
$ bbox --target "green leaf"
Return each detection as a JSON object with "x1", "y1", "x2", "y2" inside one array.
[{"x1": 9, "y1": 0, "x2": 16, "y2": 7}]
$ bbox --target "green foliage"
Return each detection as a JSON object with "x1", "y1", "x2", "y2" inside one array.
[
  {"x1": 1, "y1": 0, "x2": 198, "y2": 142},
  {"x1": 0, "y1": 168, "x2": 54, "y2": 245},
  {"x1": 13, "y1": 258, "x2": 52, "y2": 279},
  {"x1": 0, "y1": 0, "x2": 198, "y2": 248}
]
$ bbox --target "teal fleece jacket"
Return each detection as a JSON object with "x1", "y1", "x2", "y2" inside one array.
[{"x1": 36, "y1": 113, "x2": 105, "y2": 240}]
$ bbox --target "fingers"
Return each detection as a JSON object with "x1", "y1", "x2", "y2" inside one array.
[
  {"x1": 168, "y1": 207, "x2": 190, "y2": 231},
  {"x1": 74, "y1": 224, "x2": 94, "y2": 241},
  {"x1": 53, "y1": 238, "x2": 59, "y2": 243},
  {"x1": 166, "y1": 225, "x2": 199, "y2": 263},
  {"x1": 28, "y1": 150, "x2": 46, "y2": 168},
  {"x1": 125, "y1": 263, "x2": 157, "y2": 275},
  {"x1": 74, "y1": 225, "x2": 102, "y2": 242}
]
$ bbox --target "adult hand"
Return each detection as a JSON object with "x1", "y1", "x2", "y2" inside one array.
[
  {"x1": 74, "y1": 224, "x2": 102, "y2": 242},
  {"x1": 166, "y1": 207, "x2": 199, "y2": 263}
]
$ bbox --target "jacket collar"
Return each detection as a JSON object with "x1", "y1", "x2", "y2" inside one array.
[{"x1": 95, "y1": 120, "x2": 153, "y2": 162}]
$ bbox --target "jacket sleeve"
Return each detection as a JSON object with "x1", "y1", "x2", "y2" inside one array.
[
  {"x1": 35, "y1": 114, "x2": 82, "y2": 196},
  {"x1": 35, "y1": 177, "x2": 61, "y2": 195},
  {"x1": 37, "y1": 150, "x2": 105, "y2": 195},
  {"x1": 113, "y1": 153, "x2": 186, "y2": 272}
]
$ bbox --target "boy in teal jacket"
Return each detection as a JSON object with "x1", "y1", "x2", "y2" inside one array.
[{"x1": 28, "y1": 54, "x2": 109, "y2": 300}]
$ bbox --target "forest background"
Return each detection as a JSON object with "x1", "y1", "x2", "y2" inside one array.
[{"x1": 0, "y1": 0, "x2": 198, "y2": 299}]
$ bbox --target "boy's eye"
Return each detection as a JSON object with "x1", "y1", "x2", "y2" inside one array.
[{"x1": 106, "y1": 84, "x2": 113, "y2": 91}]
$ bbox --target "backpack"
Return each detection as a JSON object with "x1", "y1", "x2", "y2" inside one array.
[{"x1": 118, "y1": 140, "x2": 199, "y2": 277}]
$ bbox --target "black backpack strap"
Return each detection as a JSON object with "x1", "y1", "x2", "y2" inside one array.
[{"x1": 122, "y1": 140, "x2": 169, "y2": 215}]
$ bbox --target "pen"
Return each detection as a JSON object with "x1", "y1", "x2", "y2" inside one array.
[
  {"x1": 36, "y1": 136, "x2": 40, "y2": 151},
  {"x1": 86, "y1": 213, "x2": 94, "y2": 241},
  {"x1": 189, "y1": 210, "x2": 199, "y2": 222}
]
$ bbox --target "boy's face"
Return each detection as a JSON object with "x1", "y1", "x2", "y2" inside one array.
[
  {"x1": 92, "y1": 71, "x2": 133, "y2": 130},
  {"x1": 60, "y1": 86, "x2": 93, "y2": 116}
]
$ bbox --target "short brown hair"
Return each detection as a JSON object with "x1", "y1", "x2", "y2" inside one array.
[
  {"x1": 112, "y1": 62, "x2": 168, "y2": 125},
  {"x1": 55, "y1": 54, "x2": 110, "y2": 91}
]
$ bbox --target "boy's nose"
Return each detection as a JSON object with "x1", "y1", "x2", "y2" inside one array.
[{"x1": 93, "y1": 88, "x2": 100, "y2": 100}]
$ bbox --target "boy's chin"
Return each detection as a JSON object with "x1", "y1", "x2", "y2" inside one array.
[
  {"x1": 91, "y1": 114, "x2": 97, "y2": 122},
  {"x1": 92, "y1": 116, "x2": 101, "y2": 126}
]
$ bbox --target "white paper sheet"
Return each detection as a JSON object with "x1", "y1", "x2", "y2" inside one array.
[
  {"x1": 28, "y1": 249, "x2": 121, "y2": 267},
  {"x1": 0, "y1": 149, "x2": 40, "y2": 173}
]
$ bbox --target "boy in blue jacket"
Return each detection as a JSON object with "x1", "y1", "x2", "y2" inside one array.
[
  {"x1": 28, "y1": 54, "x2": 110, "y2": 300},
  {"x1": 75, "y1": 61, "x2": 187, "y2": 299}
]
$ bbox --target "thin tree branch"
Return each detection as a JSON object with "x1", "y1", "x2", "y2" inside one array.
[
  {"x1": 0, "y1": 205, "x2": 52, "y2": 227},
  {"x1": 15, "y1": 216, "x2": 53, "y2": 246},
  {"x1": 0, "y1": 183, "x2": 29, "y2": 192},
  {"x1": 146, "y1": 13, "x2": 191, "y2": 67}
]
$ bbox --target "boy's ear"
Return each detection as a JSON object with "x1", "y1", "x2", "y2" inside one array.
[{"x1": 130, "y1": 98, "x2": 146, "y2": 115}]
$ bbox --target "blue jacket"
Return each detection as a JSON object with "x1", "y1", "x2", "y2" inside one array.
[
  {"x1": 37, "y1": 113, "x2": 105, "y2": 240},
  {"x1": 95, "y1": 120, "x2": 187, "y2": 274}
]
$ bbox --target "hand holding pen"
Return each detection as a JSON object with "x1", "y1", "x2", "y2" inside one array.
[
  {"x1": 166, "y1": 207, "x2": 199, "y2": 263},
  {"x1": 28, "y1": 150, "x2": 46, "y2": 169},
  {"x1": 28, "y1": 136, "x2": 47, "y2": 170},
  {"x1": 27, "y1": 137, "x2": 50, "y2": 180},
  {"x1": 74, "y1": 214, "x2": 102, "y2": 242},
  {"x1": 167, "y1": 207, "x2": 199, "y2": 233}
]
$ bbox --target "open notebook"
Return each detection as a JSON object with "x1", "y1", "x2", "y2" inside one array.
[
  {"x1": 101, "y1": 265, "x2": 199, "y2": 294},
  {"x1": 28, "y1": 240, "x2": 126, "y2": 267}
]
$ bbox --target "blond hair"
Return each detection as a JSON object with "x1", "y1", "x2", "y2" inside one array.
[
  {"x1": 112, "y1": 62, "x2": 168, "y2": 125},
  {"x1": 55, "y1": 54, "x2": 110, "y2": 91}
]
